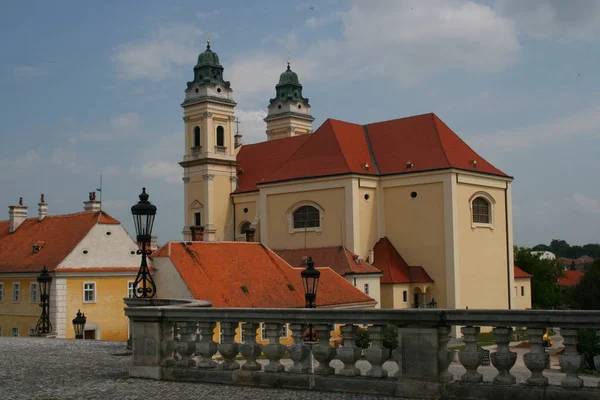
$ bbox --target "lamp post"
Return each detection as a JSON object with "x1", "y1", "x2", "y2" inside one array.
[
  {"x1": 72, "y1": 309, "x2": 86, "y2": 339},
  {"x1": 131, "y1": 187, "x2": 157, "y2": 298},
  {"x1": 301, "y1": 257, "x2": 320, "y2": 342},
  {"x1": 35, "y1": 266, "x2": 52, "y2": 335}
]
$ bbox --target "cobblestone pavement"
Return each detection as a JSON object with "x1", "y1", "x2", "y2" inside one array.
[{"x1": 0, "y1": 337, "x2": 598, "y2": 400}]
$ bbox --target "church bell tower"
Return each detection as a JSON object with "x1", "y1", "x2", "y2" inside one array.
[
  {"x1": 264, "y1": 61, "x2": 314, "y2": 141},
  {"x1": 180, "y1": 38, "x2": 237, "y2": 241}
]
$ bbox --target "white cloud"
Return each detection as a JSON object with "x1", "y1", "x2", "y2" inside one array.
[
  {"x1": 51, "y1": 137, "x2": 77, "y2": 168},
  {"x1": 82, "y1": 112, "x2": 142, "y2": 141},
  {"x1": 495, "y1": 0, "x2": 600, "y2": 40},
  {"x1": 573, "y1": 193, "x2": 600, "y2": 214},
  {"x1": 235, "y1": 109, "x2": 268, "y2": 144},
  {"x1": 305, "y1": 12, "x2": 342, "y2": 28},
  {"x1": 102, "y1": 199, "x2": 130, "y2": 210},
  {"x1": 13, "y1": 65, "x2": 47, "y2": 78},
  {"x1": 197, "y1": 10, "x2": 220, "y2": 19},
  {"x1": 102, "y1": 165, "x2": 121, "y2": 177},
  {"x1": 130, "y1": 133, "x2": 182, "y2": 184},
  {"x1": 469, "y1": 105, "x2": 600, "y2": 153},
  {"x1": 14, "y1": 150, "x2": 44, "y2": 169},
  {"x1": 112, "y1": 24, "x2": 202, "y2": 80},
  {"x1": 110, "y1": 112, "x2": 141, "y2": 131}
]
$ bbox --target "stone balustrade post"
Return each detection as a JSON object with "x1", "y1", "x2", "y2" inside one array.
[
  {"x1": 240, "y1": 322, "x2": 263, "y2": 371},
  {"x1": 437, "y1": 325, "x2": 453, "y2": 383},
  {"x1": 491, "y1": 327, "x2": 517, "y2": 385},
  {"x1": 217, "y1": 322, "x2": 240, "y2": 370},
  {"x1": 176, "y1": 322, "x2": 198, "y2": 367},
  {"x1": 263, "y1": 323, "x2": 287, "y2": 372},
  {"x1": 458, "y1": 326, "x2": 483, "y2": 383},
  {"x1": 195, "y1": 322, "x2": 217, "y2": 368},
  {"x1": 559, "y1": 328, "x2": 583, "y2": 388},
  {"x1": 337, "y1": 324, "x2": 362, "y2": 376},
  {"x1": 287, "y1": 323, "x2": 311, "y2": 374},
  {"x1": 312, "y1": 323, "x2": 336, "y2": 375},
  {"x1": 159, "y1": 322, "x2": 176, "y2": 367},
  {"x1": 596, "y1": 329, "x2": 600, "y2": 388},
  {"x1": 365, "y1": 325, "x2": 390, "y2": 378},
  {"x1": 130, "y1": 318, "x2": 172, "y2": 379},
  {"x1": 523, "y1": 328, "x2": 548, "y2": 387}
]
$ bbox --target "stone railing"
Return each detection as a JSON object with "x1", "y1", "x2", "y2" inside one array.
[{"x1": 124, "y1": 305, "x2": 600, "y2": 399}]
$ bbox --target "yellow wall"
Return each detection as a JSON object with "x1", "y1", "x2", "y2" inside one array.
[
  {"x1": 0, "y1": 277, "x2": 39, "y2": 337},
  {"x1": 358, "y1": 185, "x2": 378, "y2": 258},
  {"x1": 65, "y1": 277, "x2": 132, "y2": 341},
  {"x1": 456, "y1": 183, "x2": 510, "y2": 309},
  {"x1": 383, "y1": 182, "x2": 447, "y2": 307},
  {"x1": 233, "y1": 195, "x2": 258, "y2": 241},
  {"x1": 212, "y1": 322, "x2": 342, "y2": 346},
  {"x1": 514, "y1": 278, "x2": 532, "y2": 310},
  {"x1": 266, "y1": 187, "x2": 346, "y2": 249}
]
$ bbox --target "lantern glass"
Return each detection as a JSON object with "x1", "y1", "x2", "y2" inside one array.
[
  {"x1": 131, "y1": 188, "x2": 157, "y2": 243},
  {"x1": 37, "y1": 266, "x2": 52, "y2": 298},
  {"x1": 72, "y1": 310, "x2": 86, "y2": 339},
  {"x1": 301, "y1": 257, "x2": 320, "y2": 307}
]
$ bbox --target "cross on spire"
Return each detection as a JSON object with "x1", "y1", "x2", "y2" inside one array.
[{"x1": 206, "y1": 32, "x2": 211, "y2": 49}]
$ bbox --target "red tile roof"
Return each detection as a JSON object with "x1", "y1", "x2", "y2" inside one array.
[
  {"x1": 233, "y1": 113, "x2": 507, "y2": 193},
  {"x1": 153, "y1": 242, "x2": 376, "y2": 308},
  {"x1": 55, "y1": 267, "x2": 144, "y2": 273},
  {"x1": 557, "y1": 270, "x2": 584, "y2": 287},
  {"x1": 0, "y1": 211, "x2": 120, "y2": 273},
  {"x1": 273, "y1": 246, "x2": 382, "y2": 276},
  {"x1": 371, "y1": 237, "x2": 434, "y2": 284},
  {"x1": 514, "y1": 265, "x2": 532, "y2": 278}
]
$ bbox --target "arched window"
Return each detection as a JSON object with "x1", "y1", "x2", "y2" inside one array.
[
  {"x1": 293, "y1": 206, "x2": 320, "y2": 229},
  {"x1": 240, "y1": 221, "x2": 251, "y2": 234},
  {"x1": 216, "y1": 126, "x2": 225, "y2": 147},
  {"x1": 193, "y1": 127, "x2": 200, "y2": 147},
  {"x1": 472, "y1": 197, "x2": 491, "y2": 224}
]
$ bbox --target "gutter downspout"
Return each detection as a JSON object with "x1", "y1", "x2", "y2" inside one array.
[
  {"x1": 232, "y1": 196, "x2": 236, "y2": 241},
  {"x1": 505, "y1": 187, "x2": 512, "y2": 309}
]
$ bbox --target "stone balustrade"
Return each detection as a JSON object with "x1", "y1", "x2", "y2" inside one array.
[{"x1": 125, "y1": 304, "x2": 600, "y2": 399}]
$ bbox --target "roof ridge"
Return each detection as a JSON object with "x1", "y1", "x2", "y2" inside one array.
[
  {"x1": 362, "y1": 124, "x2": 381, "y2": 175},
  {"x1": 0, "y1": 210, "x2": 101, "y2": 224},
  {"x1": 329, "y1": 119, "x2": 358, "y2": 174},
  {"x1": 430, "y1": 113, "x2": 451, "y2": 168},
  {"x1": 364, "y1": 112, "x2": 435, "y2": 127}
]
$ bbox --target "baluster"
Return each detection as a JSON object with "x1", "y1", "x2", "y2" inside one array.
[
  {"x1": 364, "y1": 325, "x2": 390, "y2": 378},
  {"x1": 491, "y1": 327, "x2": 517, "y2": 385},
  {"x1": 288, "y1": 323, "x2": 311, "y2": 374},
  {"x1": 438, "y1": 325, "x2": 453, "y2": 383},
  {"x1": 263, "y1": 323, "x2": 287, "y2": 372},
  {"x1": 196, "y1": 322, "x2": 217, "y2": 368},
  {"x1": 159, "y1": 321, "x2": 176, "y2": 367},
  {"x1": 217, "y1": 322, "x2": 239, "y2": 370},
  {"x1": 175, "y1": 322, "x2": 198, "y2": 367},
  {"x1": 523, "y1": 328, "x2": 548, "y2": 386},
  {"x1": 337, "y1": 324, "x2": 362, "y2": 376},
  {"x1": 312, "y1": 324, "x2": 336, "y2": 375},
  {"x1": 458, "y1": 326, "x2": 483, "y2": 383},
  {"x1": 559, "y1": 328, "x2": 583, "y2": 388},
  {"x1": 240, "y1": 322, "x2": 262, "y2": 371},
  {"x1": 596, "y1": 329, "x2": 600, "y2": 388}
]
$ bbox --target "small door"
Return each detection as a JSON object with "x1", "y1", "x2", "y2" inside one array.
[
  {"x1": 413, "y1": 293, "x2": 419, "y2": 308},
  {"x1": 84, "y1": 329, "x2": 96, "y2": 340}
]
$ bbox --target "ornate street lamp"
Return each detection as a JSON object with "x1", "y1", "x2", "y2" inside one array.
[
  {"x1": 301, "y1": 257, "x2": 320, "y2": 342},
  {"x1": 72, "y1": 309, "x2": 86, "y2": 339},
  {"x1": 131, "y1": 187, "x2": 157, "y2": 298},
  {"x1": 429, "y1": 298, "x2": 437, "y2": 309},
  {"x1": 36, "y1": 266, "x2": 52, "y2": 335}
]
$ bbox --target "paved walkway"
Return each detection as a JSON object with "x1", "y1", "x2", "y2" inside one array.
[{"x1": 0, "y1": 337, "x2": 598, "y2": 399}]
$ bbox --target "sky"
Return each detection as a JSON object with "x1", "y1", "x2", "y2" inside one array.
[{"x1": 1, "y1": 0, "x2": 600, "y2": 248}]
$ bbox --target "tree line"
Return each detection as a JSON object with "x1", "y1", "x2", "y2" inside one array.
[{"x1": 532, "y1": 239, "x2": 600, "y2": 259}]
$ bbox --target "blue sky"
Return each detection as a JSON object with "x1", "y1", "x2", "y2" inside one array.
[{"x1": 1, "y1": 0, "x2": 599, "y2": 248}]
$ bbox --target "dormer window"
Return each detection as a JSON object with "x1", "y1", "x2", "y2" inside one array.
[{"x1": 216, "y1": 126, "x2": 225, "y2": 147}]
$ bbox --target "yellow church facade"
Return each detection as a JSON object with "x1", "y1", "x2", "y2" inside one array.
[{"x1": 180, "y1": 41, "x2": 518, "y2": 311}]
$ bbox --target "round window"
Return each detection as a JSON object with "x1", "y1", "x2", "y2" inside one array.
[
  {"x1": 298, "y1": 104, "x2": 302, "y2": 109},
  {"x1": 82, "y1": 250, "x2": 89, "y2": 255},
  {"x1": 217, "y1": 87, "x2": 222, "y2": 93},
  {"x1": 410, "y1": 192, "x2": 417, "y2": 199},
  {"x1": 243, "y1": 208, "x2": 248, "y2": 214},
  {"x1": 364, "y1": 194, "x2": 370, "y2": 200},
  {"x1": 277, "y1": 104, "x2": 282, "y2": 109},
  {"x1": 105, "y1": 231, "x2": 112, "y2": 236}
]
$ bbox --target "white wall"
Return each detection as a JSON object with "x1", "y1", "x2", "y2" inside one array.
[{"x1": 153, "y1": 257, "x2": 194, "y2": 300}]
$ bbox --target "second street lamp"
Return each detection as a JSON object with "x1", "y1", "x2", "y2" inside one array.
[
  {"x1": 131, "y1": 187, "x2": 157, "y2": 298},
  {"x1": 72, "y1": 310, "x2": 87, "y2": 339},
  {"x1": 301, "y1": 257, "x2": 320, "y2": 342},
  {"x1": 35, "y1": 266, "x2": 52, "y2": 335}
]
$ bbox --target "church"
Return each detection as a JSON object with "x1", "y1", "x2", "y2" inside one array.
[{"x1": 179, "y1": 40, "x2": 519, "y2": 311}]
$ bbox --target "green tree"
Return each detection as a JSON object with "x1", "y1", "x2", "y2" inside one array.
[
  {"x1": 571, "y1": 259, "x2": 600, "y2": 310},
  {"x1": 514, "y1": 246, "x2": 566, "y2": 309}
]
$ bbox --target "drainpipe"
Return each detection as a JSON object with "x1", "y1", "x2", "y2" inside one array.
[
  {"x1": 231, "y1": 196, "x2": 236, "y2": 241},
  {"x1": 505, "y1": 187, "x2": 512, "y2": 309}
]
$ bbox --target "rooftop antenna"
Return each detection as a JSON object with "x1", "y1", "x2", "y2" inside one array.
[{"x1": 96, "y1": 175, "x2": 103, "y2": 210}]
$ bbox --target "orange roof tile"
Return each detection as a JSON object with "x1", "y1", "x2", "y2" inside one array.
[
  {"x1": 153, "y1": 242, "x2": 376, "y2": 308},
  {"x1": 514, "y1": 265, "x2": 532, "y2": 278},
  {"x1": 55, "y1": 267, "x2": 144, "y2": 273},
  {"x1": 557, "y1": 270, "x2": 584, "y2": 287},
  {"x1": 0, "y1": 211, "x2": 120, "y2": 273},
  {"x1": 273, "y1": 246, "x2": 382, "y2": 276},
  {"x1": 233, "y1": 113, "x2": 508, "y2": 192},
  {"x1": 371, "y1": 237, "x2": 434, "y2": 284}
]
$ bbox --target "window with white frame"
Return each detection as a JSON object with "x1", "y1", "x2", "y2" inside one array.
[
  {"x1": 29, "y1": 328, "x2": 36, "y2": 336},
  {"x1": 239, "y1": 323, "x2": 246, "y2": 342},
  {"x1": 521, "y1": 286, "x2": 525, "y2": 296},
  {"x1": 403, "y1": 290, "x2": 408, "y2": 303},
  {"x1": 127, "y1": 281, "x2": 135, "y2": 298},
  {"x1": 30, "y1": 283, "x2": 38, "y2": 303},
  {"x1": 12, "y1": 283, "x2": 20, "y2": 303},
  {"x1": 12, "y1": 327, "x2": 19, "y2": 337},
  {"x1": 219, "y1": 325, "x2": 224, "y2": 344},
  {"x1": 83, "y1": 282, "x2": 96, "y2": 303},
  {"x1": 0, "y1": 282, "x2": 4, "y2": 302},
  {"x1": 470, "y1": 192, "x2": 495, "y2": 228},
  {"x1": 364, "y1": 283, "x2": 370, "y2": 296},
  {"x1": 280, "y1": 323, "x2": 289, "y2": 339},
  {"x1": 260, "y1": 323, "x2": 267, "y2": 341},
  {"x1": 293, "y1": 205, "x2": 320, "y2": 229}
]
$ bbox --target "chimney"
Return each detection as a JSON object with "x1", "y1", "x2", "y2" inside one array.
[
  {"x1": 38, "y1": 194, "x2": 48, "y2": 221},
  {"x1": 9, "y1": 197, "x2": 28, "y2": 233},
  {"x1": 83, "y1": 191, "x2": 101, "y2": 213},
  {"x1": 150, "y1": 235, "x2": 159, "y2": 251},
  {"x1": 368, "y1": 249, "x2": 374, "y2": 264},
  {"x1": 190, "y1": 225, "x2": 205, "y2": 241},
  {"x1": 245, "y1": 227, "x2": 256, "y2": 243}
]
